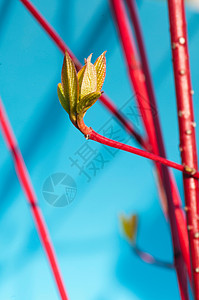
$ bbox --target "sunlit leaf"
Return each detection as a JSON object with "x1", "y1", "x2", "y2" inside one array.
[
  {"x1": 77, "y1": 65, "x2": 86, "y2": 98},
  {"x1": 80, "y1": 54, "x2": 97, "y2": 99},
  {"x1": 94, "y1": 51, "x2": 107, "y2": 91},
  {"x1": 77, "y1": 91, "x2": 102, "y2": 115},
  {"x1": 57, "y1": 83, "x2": 70, "y2": 114},
  {"x1": 61, "y1": 51, "x2": 79, "y2": 122},
  {"x1": 58, "y1": 51, "x2": 107, "y2": 133}
]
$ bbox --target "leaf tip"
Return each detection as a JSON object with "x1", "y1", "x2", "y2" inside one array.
[{"x1": 86, "y1": 53, "x2": 93, "y2": 63}]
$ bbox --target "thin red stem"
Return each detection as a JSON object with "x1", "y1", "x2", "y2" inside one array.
[
  {"x1": 0, "y1": 98, "x2": 69, "y2": 300},
  {"x1": 87, "y1": 129, "x2": 199, "y2": 179},
  {"x1": 125, "y1": 0, "x2": 157, "y2": 115},
  {"x1": 110, "y1": 0, "x2": 189, "y2": 297},
  {"x1": 167, "y1": 0, "x2": 199, "y2": 298},
  {"x1": 19, "y1": 0, "x2": 146, "y2": 148}
]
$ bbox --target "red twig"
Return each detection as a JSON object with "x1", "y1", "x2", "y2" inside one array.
[
  {"x1": 110, "y1": 0, "x2": 189, "y2": 297},
  {"x1": 86, "y1": 129, "x2": 199, "y2": 179},
  {"x1": 0, "y1": 98, "x2": 69, "y2": 300},
  {"x1": 125, "y1": 0, "x2": 156, "y2": 114},
  {"x1": 19, "y1": 0, "x2": 146, "y2": 149},
  {"x1": 167, "y1": 0, "x2": 199, "y2": 298},
  {"x1": 125, "y1": 0, "x2": 191, "y2": 283}
]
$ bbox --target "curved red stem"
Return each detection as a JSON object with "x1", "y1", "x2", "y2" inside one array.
[
  {"x1": 0, "y1": 98, "x2": 69, "y2": 300},
  {"x1": 88, "y1": 130, "x2": 199, "y2": 179}
]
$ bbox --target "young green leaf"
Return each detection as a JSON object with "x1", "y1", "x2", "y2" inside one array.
[
  {"x1": 94, "y1": 51, "x2": 106, "y2": 91},
  {"x1": 77, "y1": 91, "x2": 102, "y2": 115},
  {"x1": 57, "y1": 83, "x2": 70, "y2": 114},
  {"x1": 58, "y1": 51, "x2": 107, "y2": 134},
  {"x1": 77, "y1": 65, "x2": 86, "y2": 97},
  {"x1": 61, "y1": 51, "x2": 79, "y2": 122},
  {"x1": 80, "y1": 54, "x2": 97, "y2": 99}
]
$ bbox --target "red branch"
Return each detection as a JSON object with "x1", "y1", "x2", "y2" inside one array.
[
  {"x1": 167, "y1": 0, "x2": 199, "y2": 298},
  {"x1": 86, "y1": 129, "x2": 199, "y2": 179},
  {"x1": 19, "y1": 0, "x2": 146, "y2": 148},
  {"x1": 110, "y1": 0, "x2": 189, "y2": 297},
  {"x1": 125, "y1": 0, "x2": 191, "y2": 284},
  {"x1": 0, "y1": 98, "x2": 69, "y2": 300}
]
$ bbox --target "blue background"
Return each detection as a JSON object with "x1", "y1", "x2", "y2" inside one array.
[{"x1": 0, "y1": 0, "x2": 199, "y2": 299}]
